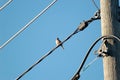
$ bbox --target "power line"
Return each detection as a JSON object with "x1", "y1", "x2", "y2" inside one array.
[
  {"x1": 71, "y1": 35, "x2": 120, "y2": 80},
  {"x1": 81, "y1": 38, "x2": 108, "y2": 74},
  {"x1": 15, "y1": 10, "x2": 100, "y2": 80},
  {"x1": 81, "y1": 56, "x2": 100, "y2": 74},
  {"x1": 0, "y1": 0, "x2": 57, "y2": 49},
  {"x1": 0, "y1": 0, "x2": 13, "y2": 11}
]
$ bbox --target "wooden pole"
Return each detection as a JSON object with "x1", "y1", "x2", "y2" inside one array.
[{"x1": 100, "y1": 0, "x2": 120, "y2": 80}]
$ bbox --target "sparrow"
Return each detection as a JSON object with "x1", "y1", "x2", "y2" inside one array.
[{"x1": 56, "y1": 37, "x2": 64, "y2": 49}]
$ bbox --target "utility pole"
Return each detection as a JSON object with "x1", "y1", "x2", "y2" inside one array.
[{"x1": 100, "y1": 0, "x2": 120, "y2": 80}]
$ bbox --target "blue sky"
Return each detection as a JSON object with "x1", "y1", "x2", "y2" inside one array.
[{"x1": 0, "y1": 0, "x2": 103, "y2": 80}]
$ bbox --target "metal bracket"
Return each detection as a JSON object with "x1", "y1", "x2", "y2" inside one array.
[{"x1": 94, "y1": 39, "x2": 109, "y2": 57}]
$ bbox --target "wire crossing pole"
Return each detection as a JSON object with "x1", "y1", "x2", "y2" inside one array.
[{"x1": 100, "y1": 0, "x2": 120, "y2": 80}]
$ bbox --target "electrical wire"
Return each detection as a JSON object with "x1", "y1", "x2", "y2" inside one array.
[
  {"x1": 0, "y1": 4, "x2": 100, "y2": 49},
  {"x1": 81, "y1": 56, "x2": 99, "y2": 74},
  {"x1": 81, "y1": 38, "x2": 107, "y2": 74},
  {"x1": 71, "y1": 35, "x2": 120, "y2": 80},
  {"x1": 0, "y1": 0, "x2": 57, "y2": 49},
  {"x1": 0, "y1": 0, "x2": 13, "y2": 11},
  {"x1": 15, "y1": 10, "x2": 100, "y2": 80},
  {"x1": 15, "y1": 25, "x2": 78, "y2": 80},
  {"x1": 91, "y1": 0, "x2": 99, "y2": 10}
]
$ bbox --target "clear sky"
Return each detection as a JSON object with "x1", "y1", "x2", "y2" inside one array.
[{"x1": 0, "y1": 0, "x2": 103, "y2": 80}]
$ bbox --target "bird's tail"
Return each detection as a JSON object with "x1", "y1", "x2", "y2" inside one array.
[{"x1": 61, "y1": 45, "x2": 64, "y2": 49}]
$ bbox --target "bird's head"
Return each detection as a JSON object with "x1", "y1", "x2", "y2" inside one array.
[{"x1": 56, "y1": 37, "x2": 59, "y2": 40}]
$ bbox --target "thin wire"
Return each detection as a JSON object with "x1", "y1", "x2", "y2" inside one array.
[
  {"x1": 81, "y1": 39, "x2": 107, "y2": 74},
  {"x1": 71, "y1": 35, "x2": 120, "y2": 80},
  {"x1": 81, "y1": 56, "x2": 99, "y2": 74},
  {"x1": 0, "y1": 8, "x2": 100, "y2": 49},
  {"x1": 71, "y1": 36, "x2": 105, "y2": 80},
  {"x1": 91, "y1": 0, "x2": 99, "y2": 10},
  {"x1": 0, "y1": 0, "x2": 13, "y2": 11},
  {"x1": 0, "y1": 0, "x2": 57, "y2": 49}
]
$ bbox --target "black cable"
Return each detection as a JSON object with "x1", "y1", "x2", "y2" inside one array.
[
  {"x1": 71, "y1": 35, "x2": 120, "y2": 80},
  {"x1": 16, "y1": 27, "x2": 80, "y2": 80},
  {"x1": 16, "y1": 10, "x2": 100, "y2": 80},
  {"x1": 15, "y1": 27, "x2": 79, "y2": 80}
]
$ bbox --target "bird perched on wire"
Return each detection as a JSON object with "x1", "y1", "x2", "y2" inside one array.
[{"x1": 56, "y1": 37, "x2": 64, "y2": 49}]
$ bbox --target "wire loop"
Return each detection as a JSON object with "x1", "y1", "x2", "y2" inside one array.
[{"x1": 71, "y1": 35, "x2": 120, "y2": 80}]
